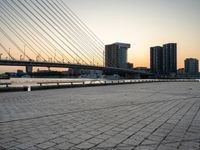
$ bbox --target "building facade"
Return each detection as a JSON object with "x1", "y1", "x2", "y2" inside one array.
[
  {"x1": 150, "y1": 46, "x2": 163, "y2": 75},
  {"x1": 162, "y1": 43, "x2": 177, "y2": 75},
  {"x1": 185, "y1": 58, "x2": 199, "y2": 75},
  {"x1": 150, "y1": 43, "x2": 177, "y2": 76},
  {"x1": 105, "y1": 43, "x2": 131, "y2": 68}
]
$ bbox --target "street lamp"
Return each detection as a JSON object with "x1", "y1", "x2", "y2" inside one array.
[
  {"x1": 54, "y1": 49, "x2": 57, "y2": 62},
  {"x1": 20, "y1": 54, "x2": 23, "y2": 60},
  {"x1": 36, "y1": 55, "x2": 40, "y2": 61},
  {"x1": 8, "y1": 48, "x2": 11, "y2": 60},
  {"x1": 24, "y1": 45, "x2": 26, "y2": 60}
]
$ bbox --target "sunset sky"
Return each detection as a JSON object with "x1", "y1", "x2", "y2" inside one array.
[
  {"x1": 0, "y1": 0, "x2": 200, "y2": 72},
  {"x1": 67, "y1": 0, "x2": 200, "y2": 68}
]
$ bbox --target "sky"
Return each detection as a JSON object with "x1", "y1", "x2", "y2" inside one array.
[
  {"x1": 0, "y1": 0, "x2": 200, "y2": 72},
  {"x1": 66, "y1": 0, "x2": 200, "y2": 68}
]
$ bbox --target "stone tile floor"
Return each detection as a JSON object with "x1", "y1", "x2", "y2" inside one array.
[{"x1": 0, "y1": 82, "x2": 200, "y2": 150}]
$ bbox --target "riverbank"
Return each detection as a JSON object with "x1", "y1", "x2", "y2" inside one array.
[{"x1": 0, "y1": 78, "x2": 199, "y2": 92}]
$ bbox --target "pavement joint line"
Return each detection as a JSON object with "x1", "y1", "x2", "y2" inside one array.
[
  {"x1": 71, "y1": 102, "x2": 160, "y2": 148},
  {"x1": 91, "y1": 101, "x2": 198, "y2": 150},
  {"x1": 91, "y1": 138, "x2": 200, "y2": 150},
  {"x1": 0, "y1": 96, "x2": 194, "y2": 124},
  {"x1": 151, "y1": 100, "x2": 195, "y2": 137},
  {"x1": 1, "y1": 96, "x2": 197, "y2": 124},
  {"x1": 58, "y1": 104, "x2": 150, "y2": 145},
  {"x1": 176, "y1": 102, "x2": 200, "y2": 149},
  {"x1": 114, "y1": 99, "x2": 183, "y2": 148},
  {"x1": 31, "y1": 100, "x2": 170, "y2": 150},
  {"x1": 93, "y1": 99, "x2": 179, "y2": 149},
  {"x1": 155, "y1": 99, "x2": 199, "y2": 149},
  {"x1": 0, "y1": 103, "x2": 148, "y2": 124}
]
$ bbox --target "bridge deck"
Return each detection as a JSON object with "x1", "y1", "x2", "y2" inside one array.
[{"x1": 0, "y1": 59, "x2": 149, "y2": 74}]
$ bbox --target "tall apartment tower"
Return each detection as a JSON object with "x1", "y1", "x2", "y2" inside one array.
[
  {"x1": 150, "y1": 46, "x2": 163, "y2": 75},
  {"x1": 162, "y1": 43, "x2": 177, "y2": 75},
  {"x1": 105, "y1": 43, "x2": 131, "y2": 69},
  {"x1": 150, "y1": 43, "x2": 177, "y2": 76},
  {"x1": 185, "y1": 58, "x2": 199, "y2": 75}
]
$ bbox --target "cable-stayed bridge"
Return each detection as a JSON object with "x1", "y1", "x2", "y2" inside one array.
[{"x1": 0, "y1": 0, "x2": 148, "y2": 75}]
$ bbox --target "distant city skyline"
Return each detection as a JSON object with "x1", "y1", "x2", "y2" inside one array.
[{"x1": 0, "y1": 0, "x2": 200, "y2": 72}]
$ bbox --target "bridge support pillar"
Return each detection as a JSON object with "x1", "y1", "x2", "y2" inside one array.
[{"x1": 26, "y1": 66, "x2": 33, "y2": 73}]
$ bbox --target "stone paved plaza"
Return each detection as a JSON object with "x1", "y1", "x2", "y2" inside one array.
[{"x1": 0, "y1": 82, "x2": 200, "y2": 150}]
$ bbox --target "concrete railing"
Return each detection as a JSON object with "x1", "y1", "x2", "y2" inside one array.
[
  {"x1": 0, "y1": 82, "x2": 11, "y2": 87},
  {"x1": 0, "y1": 79, "x2": 199, "y2": 92}
]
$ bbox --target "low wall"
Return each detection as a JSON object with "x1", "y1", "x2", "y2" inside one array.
[{"x1": 0, "y1": 79, "x2": 199, "y2": 93}]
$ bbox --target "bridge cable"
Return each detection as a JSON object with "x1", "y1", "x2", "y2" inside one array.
[
  {"x1": 4, "y1": 0, "x2": 71, "y2": 63},
  {"x1": 0, "y1": 4, "x2": 58, "y2": 62},
  {"x1": 60, "y1": 0, "x2": 105, "y2": 47},
  {"x1": 11, "y1": 0, "x2": 78, "y2": 64},
  {"x1": 57, "y1": 0, "x2": 114, "y2": 67},
  {"x1": 21, "y1": 0, "x2": 88, "y2": 65},
  {"x1": 53, "y1": 0, "x2": 104, "y2": 60},
  {"x1": 41, "y1": 0, "x2": 103, "y2": 65},
  {"x1": 58, "y1": 0, "x2": 105, "y2": 52},
  {"x1": 0, "y1": 14, "x2": 47, "y2": 61},
  {"x1": 0, "y1": 0, "x2": 112, "y2": 67},
  {"x1": 0, "y1": 43, "x2": 16, "y2": 60},
  {"x1": 0, "y1": 0, "x2": 66, "y2": 63},
  {"x1": 0, "y1": 27, "x2": 31, "y2": 60},
  {"x1": 47, "y1": 0, "x2": 104, "y2": 63},
  {"x1": 30, "y1": 0, "x2": 93, "y2": 65}
]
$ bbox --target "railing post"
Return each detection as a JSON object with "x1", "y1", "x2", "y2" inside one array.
[{"x1": 27, "y1": 86, "x2": 31, "y2": 92}]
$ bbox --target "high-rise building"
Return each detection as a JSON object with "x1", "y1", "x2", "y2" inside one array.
[
  {"x1": 150, "y1": 43, "x2": 177, "y2": 76},
  {"x1": 185, "y1": 58, "x2": 199, "y2": 75},
  {"x1": 162, "y1": 43, "x2": 177, "y2": 75},
  {"x1": 150, "y1": 46, "x2": 163, "y2": 75},
  {"x1": 105, "y1": 43, "x2": 131, "y2": 68}
]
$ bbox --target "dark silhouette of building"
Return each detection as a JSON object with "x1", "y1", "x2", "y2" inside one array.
[
  {"x1": 185, "y1": 58, "x2": 199, "y2": 75},
  {"x1": 127, "y1": 63, "x2": 134, "y2": 69},
  {"x1": 105, "y1": 43, "x2": 131, "y2": 69},
  {"x1": 150, "y1": 43, "x2": 177, "y2": 76},
  {"x1": 162, "y1": 43, "x2": 177, "y2": 75},
  {"x1": 150, "y1": 46, "x2": 163, "y2": 75},
  {"x1": 26, "y1": 66, "x2": 33, "y2": 73}
]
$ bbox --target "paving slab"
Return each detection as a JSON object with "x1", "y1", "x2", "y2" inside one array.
[{"x1": 0, "y1": 82, "x2": 200, "y2": 149}]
